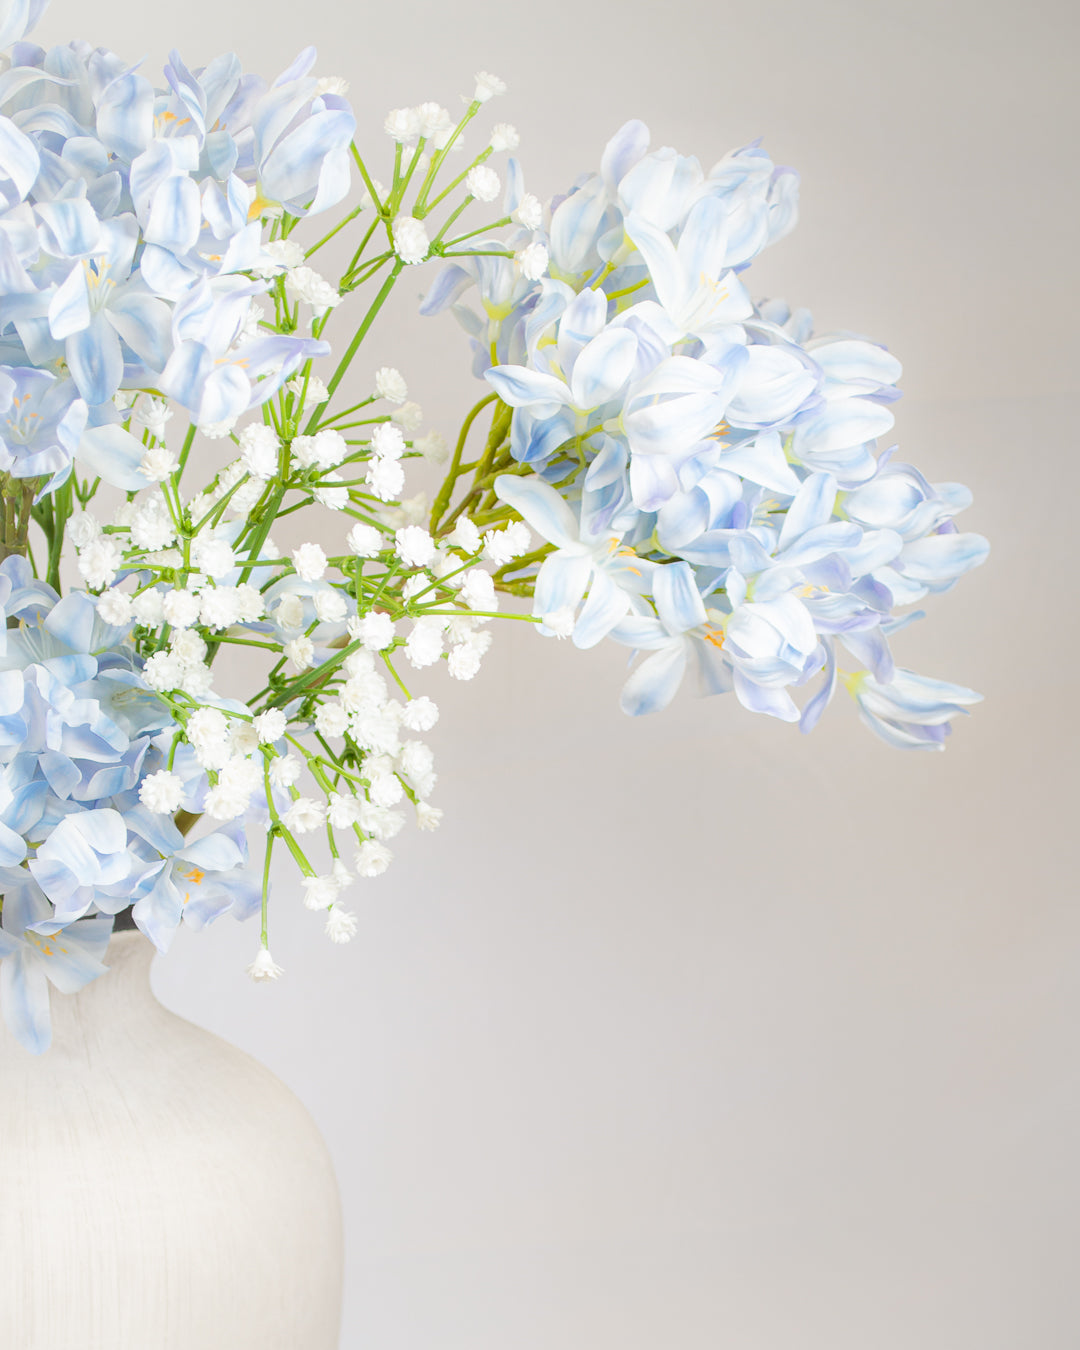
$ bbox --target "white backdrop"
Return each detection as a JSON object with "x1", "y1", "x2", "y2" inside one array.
[{"x1": 31, "y1": 0, "x2": 1080, "y2": 1345}]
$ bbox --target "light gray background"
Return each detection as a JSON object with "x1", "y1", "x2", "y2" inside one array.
[{"x1": 34, "y1": 0, "x2": 1079, "y2": 1345}]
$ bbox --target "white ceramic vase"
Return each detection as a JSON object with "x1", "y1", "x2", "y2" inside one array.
[{"x1": 0, "y1": 929, "x2": 343, "y2": 1349}]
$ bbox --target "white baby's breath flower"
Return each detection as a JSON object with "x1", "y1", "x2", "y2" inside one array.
[
  {"x1": 390, "y1": 400, "x2": 423, "y2": 432},
  {"x1": 131, "y1": 589, "x2": 164, "y2": 625},
  {"x1": 139, "y1": 446, "x2": 178, "y2": 482},
  {"x1": 483, "y1": 520, "x2": 531, "y2": 566},
  {"x1": 465, "y1": 164, "x2": 500, "y2": 202},
  {"x1": 130, "y1": 505, "x2": 175, "y2": 552},
  {"x1": 161, "y1": 588, "x2": 201, "y2": 629},
  {"x1": 447, "y1": 518, "x2": 482, "y2": 553},
  {"x1": 315, "y1": 75, "x2": 349, "y2": 96},
  {"x1": 191, "y1": 534, "x2": 236, "y2": 580},
  {"x1": 286, "y1": 266, "x2": 341, "y2": 315},
  {"x1": 327, "y1": 792, "x2": 362, "y2": 829},
  {"x1": 228, "y1": 721, "x2": 260, "y2": 758},
  {"x1": 179, "y1": 662, "x2": 213, "y2": 698},
  {"x1": 543, "y1": 606, "x2": 576, "y2": 637},
  {"x1": 404, "y1": 618, "x2": 444, "y2": 669},
  {"x1": 283, "y1": 636, "x2": 316, "y2": 672},
  {"x1": 68, "y1": 511, "x2": 100, "y2": 549},
  {"x1": 312, "y1": 428, "x2": 348, "y2": 469},
  {"x1": 415, "y1": 102, "x2": 452, "y2": 138},
  {"x1": 199, "y1": 586, "x2": 241, "y2": 631},
  {"x1": 238, "y1": 423, "x2": 280, "y2": 479},
  {"x1": 254, "y1": 708, "x2": 287, "y2": 744},
  {"x1": 313, "y1": 588, "x2": 348, "y2": 623},
  {"x1": 401, "y1": 696, "x2": 439, "y2": 731},
  {"x1": 325, "y1": 906, "x2": 358, "y2": 943},
  {"x1": 139, "y1": 770, "x2": 185, "y2": 815},
  {"x1": 397, "y1": 740, "x2": 434, "y2": 781},
  {"x1": 394, "y1": 525, "x2": 435, "y2": 568},
  {"x1": 489, "y1": 122, "x2": 519, "y2": 151},
  {"x1": 247, "y1": 948, "x2": 284, "y2": 982},
  {"x1": 349, "y1": 712, "x2": 400, "y2": 756},
  {"x1": 346, "y1": 522, "x2": 384, "y2": 557},
  {"x1": 205, "y1": 780, "x2": 248, "y2": 820},
  {"x1": 515, "y1": 241, "x2": 548, "y2": 281},
  {"x1": 233, "y1": 583, "x2": 264, "y2": 622},
  {"x1": 416, "y1": 801, "x2": 443, "y2": 831},
  {"x1": 413, "y1": 430, "x2": 447, "y2": 463},
  {"x1": 141, "y1": 651, "x2": 183, "y2": 692},
  {"x1": 447, "y1": 643, "x2": 482, "y2": 680},
  {"x1": 286, "y1": 374, "x2": 329, "y2": 406},
  {"x1": 314, "y1": 481, "x2": 349, "y2": 512},
  {"x1": 374, "y1": 367, "x2": 408, "y2": 404},
  {"x1": 384, "y1": 106, "x2": 421, "y2": 143},
  {"x1": 354, "y1": 839, "x2": 392, "y2": 877},
  {"x1": 229, "y1": 479, "x2": 263, "y2": 514},
  {"x1": 473, "y1": 71, "x2": 506, "y2": 103},
  {"x1": 315, "y1": 702, "x2": 350, "y2": 738},
  {"x1": 358, "y1": 802, "x2": 405, "y2": 840},
  {"x1": 251, "y1": 239, "x2": 304, "y2": 276},
  {"x1": 97, "y1": 588, "x2": 133, "y2": 627},
  {"x1": 187, "y1": 706, "x2": 228, "y2": 747},
  {"x1": 199, "y1": 417, "x2": 237, "y2": 440},
  {"x1": 460, "y1": 567, "x2": 496, "y2": 611},
  {"x1": 367, "y1": 767, "x2": 404, "y2": 808},
  {"x1": 170, "y1": 628, "x2": 208, "y2": 666},
  {"x1": 354, "y1": 611, "x2": 397, "y2": 651},
  {"x1": 273, "y1": 594, "x2": 306, "y2": 631},
  {"x1": 400, "y1": 573, "x2": 431, "y2": 601},
  {"x1": 292, "y1": 542, "x2": 327, "y2": 581},
  {"x1": 133, "y1": 396, "x2": 172, "y2": 439},
  {"x1": 77, "y1": 538, "x2": 124, "y2": 590},
  {"x1": 283, "y1": 797, "x2": 325, "y2": 834},
  {"x1": 269, "y1": 752, "x2": 301, "y2": 788},
  {"x1": 366, "y1": 456, "x2": 405, "y2": 501},
  {"x1": 392, "y1": 216, "x2": 429, "y2": 265},
  {"x1": 302, "y1": 874, "x2": 341, "y2": 911},
  {"x1": 513, "y1": 193, "x2": 543, "y2": 231},
  {"x1": 370, "y1": 422, "x2": 406, "y2": 460}
]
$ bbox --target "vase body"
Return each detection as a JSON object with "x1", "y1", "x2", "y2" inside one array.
[{"x1": 0, "y1": 930, "x2": 343, "y2": 1349}]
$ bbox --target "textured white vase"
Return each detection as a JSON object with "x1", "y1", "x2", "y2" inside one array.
[{"x1": 0, "y1": 929, "x2": 343, "y2": 1349}]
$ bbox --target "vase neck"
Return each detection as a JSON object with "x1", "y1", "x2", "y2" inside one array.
[{"x1": 47, "y1": 930, "x2": 158, "y2": 1051}]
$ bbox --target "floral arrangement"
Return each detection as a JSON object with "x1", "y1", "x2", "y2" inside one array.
[{"x1": 0, "y1": 0, "x2": 988, "y2": 1052}]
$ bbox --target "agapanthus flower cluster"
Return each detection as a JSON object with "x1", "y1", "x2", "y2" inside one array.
[
  {"x1": 0, "y1": 0, "x2": 987, "y2": 1052},
  {"x1": 423, "y1": 120, "x2": 988, "y2": 736}
]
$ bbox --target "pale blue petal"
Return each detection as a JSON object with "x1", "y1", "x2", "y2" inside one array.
[
  {"x1": 898, "y1": 532, "x2": 990, "y2": 584},
  {"x1": 573, "y1": 571, "x2": 632, "y2": 649},
  {"x1": 76, "y1": 422, "x2": 149, "y2": 490},
  {"x1": 778, "y1": 471, "x2": 837, "y2": 549},
  {"x1": 654, "y1": 560, "x2": 707, "y2": 635},
  {"x1": 600, "y1": 120, "x2": 649, "y2": 192},
  {"x1": 48, "y1": 261, "x2": 90, "y2": 341},
  {"x1": 493, "y1": 473, "x2": 579, "y2": 549},
  {"x1": 1, "y1": 951, "x2": 52, "y2": 1054},
  {"x1": 569, "y1": 327, "x2": 638, "y2": 410},
  {"x1": 620, "y1": 641, "x2": 688, "y2": 716},
  {"x1": 67, "y1": 311, "x2": 123, "y2": 406},
  {"x1": 484, "y1": 364, "x2": 570, "y2": 411},
  {"x1": 732, "y1": 669, "x2": 800, "y2": 721},
  {"x1": 534, "y1": 552, "x2": 592, "y2": 617},
  {"x1": 726, "y1": 345, "x2": 817, "y2": 428}
]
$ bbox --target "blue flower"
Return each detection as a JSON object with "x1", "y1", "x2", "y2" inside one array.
[
  {"x1": 0, "y1": 365, "x2": 86, "y2": 488},
  {"x1": 0, "y1": 865, "x2": 112, "y2": 1054}
]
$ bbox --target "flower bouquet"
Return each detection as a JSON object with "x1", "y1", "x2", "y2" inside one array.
[{"x1": 0, "y1": 0, "x2": 988, "y2": 1057}]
